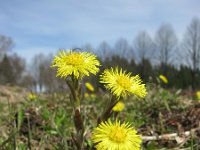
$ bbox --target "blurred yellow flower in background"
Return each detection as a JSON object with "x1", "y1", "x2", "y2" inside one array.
[
  {"x1": 92, "y1": 120, "x2": 142, "y2": 150},
  {"x1": 28, "y1": 93, "x2": 37, "y2": 101},
  {"x1": 84, "y1": 93, "x2": 96, "y2": 100},
  {"x1": 100, "y1": 67, "x2": 147, "y2": 98},
  {"x1": 51, "y1": 50, "x2": 100, "y2": 79},
  {"x1": 159, "y1": 75, "x2": 168, "y2": 84},
  {"x1": 85, "y1": 82, "x2": 94, "y2": 92},
  {"x1": 196, "y1": 91, "x2": 200, "y2": 100},
  {"x1": 90, "y1": 93, "x2": 96, "y2": 99},
  {"x1": 112, "y1": 101, "x2": 125, "y2": 112},
  {"x1": 84, "y1": 93, "x2": 89, "y2": 98}
]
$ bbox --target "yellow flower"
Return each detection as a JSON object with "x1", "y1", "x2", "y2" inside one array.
[
  {"x1": 91, "y1": 93, "x2": 96, "y2": 99},
  {"x1": 112, "y1": 101, "x2": 125, "y2": 112},
  {"x1": 51, "y1": 50, "x2": 100, "y2": 79},
  {"x1": 196, "y1": 91, "x2": 200, "y2": 100},
  {"x1": 159, "y1": 75, "x2": 168, "y2": 84},
  {"x1": 84, "y1": 93, "x2": 89, "y2": 98},
  {"x1": 85, "y1": 82, "x2": 94, "y2": 92},
  {"x1": 84, "y1": 93, "x2": 96, "y2": 100},
  {"x1": 100, "y1": 67, "x2": 147, "y2": 98},
  {"x1": 28, "y1": 93, "x2": 37, "y2": 101},
  {"x1": 92, "y1": 120, "x2": 142, "y2": 150}
]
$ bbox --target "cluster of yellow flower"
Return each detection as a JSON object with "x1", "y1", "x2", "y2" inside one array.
[
  {"x1": 84, "y1": 82, "x2": 97, "y2": 100},
  {"x1": 52, "y1": 50, "x2": 147, "y2": 150},
  {"x1": 27, "y1": 93, "x2": 37, "y2": 101}
]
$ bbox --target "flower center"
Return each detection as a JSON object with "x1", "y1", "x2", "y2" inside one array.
[
  {"x1": 116, "y1": 76, "x2": 131, "y2": 89},
  {"x1": 109, "y1": 126, "x2": 126, "y2": 143},
  {"x1": 67, "y1": 53, "x2": 84, "y2": 66}
]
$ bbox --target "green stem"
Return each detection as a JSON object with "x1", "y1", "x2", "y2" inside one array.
[
  {"x1": 98, "y1": 96, "x2": 119, "y2": 124},
  {"x1": 164, "y1": 99, "x2": 171, "y2": 112},
  {"x1": 13, "y1": 120, "x2": 16, "y2": 150},
  {"x1": 66, "y1": 76, "x2": 85, "y2": 150},
  {"x1": 113, "y1": 112, "x2": 119, "y2": 120},
  {"x1": 27, "y1": 116, "x2": 32, "y2": 150}
]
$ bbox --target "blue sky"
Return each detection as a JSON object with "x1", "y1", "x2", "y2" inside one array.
[{"x1": 0, "y1": 0, "x2": 200, "y2": 61}]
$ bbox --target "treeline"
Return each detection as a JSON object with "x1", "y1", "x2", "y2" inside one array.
[
  {"x1": 0, "y1": 17, "x2": 200, "y2": 92},
  {"x1": 101, "y1": 55, "x2": 200, "y2": 89}
]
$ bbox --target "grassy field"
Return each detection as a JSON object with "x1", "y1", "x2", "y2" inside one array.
[{"x1": 0, "y1": 84, "x2": 200, "y2": 150}]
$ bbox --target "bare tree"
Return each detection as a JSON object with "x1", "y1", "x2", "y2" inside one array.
[
  {"x1": 0, "y1": 55, "x2": 15, "y2": 84},
  {"x1": 10, "y1": 53, "x2": 26, "y2": 80},
  {"x1": 0, "y1": 54, "x2": 25, "y2": 85},
  {"x1": 114, "y1": 37, "x2": 133, "y2": 60},
  {"x1": 42, "y1": 54, "x2": 63, "y2": 92},
  {"x1": 9, "y1": 53, "x2": 26, "y2": 83},
  {"x1": 20, "y1": 73, "x2": 35, "y2": 90},
  {"x1": 82, "y1": 43, "x2": 93, "y2": 52},
  {"x1": 134, "y1": 31, "x2": 154, "y2": 63},
  {"x1": 30, "y1": 53, "x2": 46, "y2": 92},
  {"x1": 0, "y1": 35, "x2": 14, "y2": 61},
  {"x1": 97, "y1": 41, "x2": 112, "y2": 61},
  {"x1": 134, "y1": 31, "x2": 154, "y2": 78},
  {"x1": 182, "y1": 17, "x2": 200, "y2": 89},
  {"x1": 155, "y1": 23, "x2": 178, "y2": 73},
  {"x1": 30, "y1": 53, "x2": 64, "y2": 92}
]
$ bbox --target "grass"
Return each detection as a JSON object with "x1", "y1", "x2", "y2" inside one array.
[{"x1": 0, "y1": 84, "x2": 200, "y2": 149}]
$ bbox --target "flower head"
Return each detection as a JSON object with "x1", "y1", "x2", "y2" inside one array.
[
  {"x1": 100, "y1": 67, "x2": 147, "y2": 98},
  {"x1": 112, "y1": 101, "x2": 125, "y2": 112},
  {"x1": 28, "y1": 93, "x2": 37, "y2": 101},
  {"x1": 91, "y1": 93, "x2": 96, "y2": 99},
  {"x1": 51, "y1": 50, "x2": 100, "y2": 79},
  {"x1": 159, "y1": 75, "x2": 168, "y2": 84},
  {"x1": 85, "y1": 82, "x2": 94, "y2": 92},
  {"x1": 84, "y1": 93, "x2": 89, "y2": 98},
  {"x1": 92, "y1": 120, "x2": 142, "y2": 150},
  {"x1": 196, "y1": 91, "x2": 200, "y2": 100},
  {"x1": 84, "y1": 93, "x2": 96, "y2": 100}
]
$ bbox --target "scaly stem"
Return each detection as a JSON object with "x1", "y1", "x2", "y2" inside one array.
[
  {"x1": 66, "y1": 76, "x2": 85, "y2": 150},
  {"x1": 97, "y1": 96, "x2": 119, "y2": 124}
]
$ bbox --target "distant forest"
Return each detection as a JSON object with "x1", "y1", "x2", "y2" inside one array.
[{"x1": 0, "y1": 17, "x2": 200, "y2": 92}]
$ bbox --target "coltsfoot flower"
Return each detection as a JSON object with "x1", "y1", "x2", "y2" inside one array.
[
  {"x1": 159, "y1": 75, "x2": 168, "y2": 84},
  {"x1": 85, "y1": 82, "x2": 94, "y2": 92},
  {"x1": 196, "y1": 91, "x2": 200, "y2": 100},
  {"x1": 28, "y1": 93, "x2": 37, "y2": 101},
  {"x1": 112, "y1": 101, "x2": 125, "y2": 112},
  {"x1": 100, "y1": 67, "x2": 147, "y2": 98},
  {"x1": 92, "y1": 120, "x2": 142, "y2": 150},
  {"x1": 52, "y1": 50, "x2": 100, "y2": 79},
  {"x1": 84, "y1": 93, "x2": 89, "y2": 98}
]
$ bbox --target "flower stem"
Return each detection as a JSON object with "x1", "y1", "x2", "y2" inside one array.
[
  {"x1": 66, "y1": 76, "x2": 85, "y2": 150},
  {"x1": 97, "y1": 96, "x2": 119, "y2": 124}
]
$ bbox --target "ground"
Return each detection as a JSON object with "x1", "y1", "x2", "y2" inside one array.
[{"x1": 0, "y1": 85, "x2": 200, "y2": 149}]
